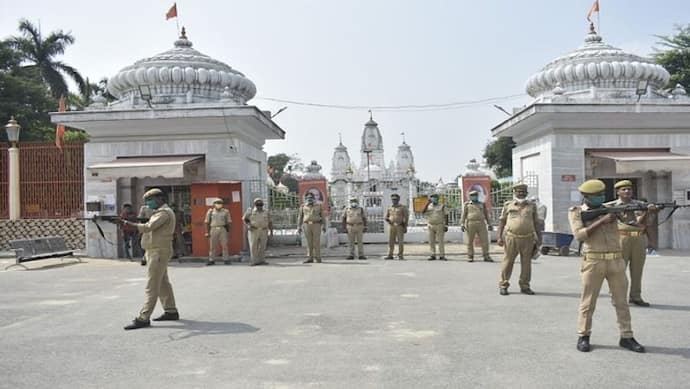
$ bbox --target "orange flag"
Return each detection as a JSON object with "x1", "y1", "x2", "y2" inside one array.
[
  {"x1": 55, "y1": 95, "x2": 66, "y2": 150},
  {"x1": 587, "y1": 0, "x2": 600, "y2": 22},
  {"x1": 166, "y1": 3, "x2": 178, "y2": 20}
]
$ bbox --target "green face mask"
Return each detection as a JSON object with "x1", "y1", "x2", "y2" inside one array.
[
  {"x1": 145, "y1": 199, "x2": 159, "y2": 209},
  {"x1": 587, "y1": 194, "x2": 606, "y2": 207},
  {"x1": 470, "y1": 195, "x2": 479, "y2": 202}
]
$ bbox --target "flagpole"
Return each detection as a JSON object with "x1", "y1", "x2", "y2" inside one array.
[{"x1": 176, "y1": 2, "x2": 180, "y2": 36}]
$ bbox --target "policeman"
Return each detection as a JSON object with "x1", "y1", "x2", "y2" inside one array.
[
  {"x1": 496, "y1": 183, "x2": 539, "y2": 295},
  {"x1": 122, "y1": 188, "x2": 179, "y2": 330},
  {"x1": 423, "y1": 194, "x2": 448, "y2": 260},
  {"x1": 342, "y1": 197, "x2": 367, "y2": 260},
  {"x1": 204, "y1": 198, "x2": 232, "y2": 265},
  {"x1": 243, "y1": 198, "x2": 272, "y2": 266},
  {"x1": 605, "y1": 180, "x2": 656, "y2": 307},
  {"x1": 297, "y1": 192, "x2": 326, "y2": 263},
  {"x1": 569, "y1": 179, "x2": 645, "y2": 353},
  {"x1": 461, "y1": 190, "x2": 493, "y2": 262},
  {"x1": 385, "y1": 193, "x2": 409, "y2": 260}
]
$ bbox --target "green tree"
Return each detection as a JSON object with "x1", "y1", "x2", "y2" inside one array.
[
  {"x1": 654, "y1": 24, "x2": 690, "y2": 88},
  {"x1": 267, "y1": 153, "x2": 303, "y2": 192},
  {"x1": 482, "y1": 137, "x2": 515, "y2": 179},
  {"x1": 9, "y1": 19, "x2": 87, "y2": 99}
]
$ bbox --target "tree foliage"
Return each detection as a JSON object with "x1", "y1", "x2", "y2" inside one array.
[
  {"x1": 267, "y1": 153, "x2": 304, "y2": 192},
  {"x1": 654, "y1": 24, "x2": 690, "y2": 88},
  {"x1": 482, "y1": 137, "x2": 515, "y2": 179}
]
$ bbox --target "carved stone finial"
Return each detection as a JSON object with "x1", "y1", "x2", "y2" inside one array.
[
  {"x1": 180, "y1": 26, "x2": 187, "y2": 39},
  {"x1": 672, "y1": 83, "x2": 687, "y2": 97},
  {"x1": 368, "y1": 109, "x2": 373, "y2": 121},
  {"x1": 589, "y1": 22, "x2": 596, "y2": 34}
]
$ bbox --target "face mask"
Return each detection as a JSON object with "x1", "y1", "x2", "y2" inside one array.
[
  {"x1": 306, "y1": 198, "x2": 314, "y2": 205},
  {"x1": 514, "y1": 196, "x2": 528, "y2": 204},
  {"x1": 350, "y1": 202, "x2": 358, "y2": 207},
  {"x1": 214, "y1": 204, "x2": 223, "y2": 209},
  {"x1": 431, "y1": 198, "x2": 439, "y2": 205},
  {"x1": 470, "y1": 195, "x2": 479, "y2": 202},
  {"x1": 392, "y1": 199, "x2": 400, "y2": 205},
  {"x1": 255, "y1": 203, "x2": 263, "y2": 208},
  {"x1": 145, "y1": 199, "x2": 158, "y2": 209},
  {"x1": 587, "y1": 194, "x2": 606, "y2": 207}
]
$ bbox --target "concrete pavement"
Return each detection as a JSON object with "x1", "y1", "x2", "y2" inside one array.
[{"x1": 1, "y1": 243, "x2": 688, "y2": 389}]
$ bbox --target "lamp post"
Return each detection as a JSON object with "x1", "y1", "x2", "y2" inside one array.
[
  {"x1": 406, "y1": 167, "x2": 415, "y2": 224},
  {"x1": 345, "y1": 166, "x2": 354, "y2": 198},
  {"x1": 5, "y1": 116, "x2": 21, "y2": 220}
]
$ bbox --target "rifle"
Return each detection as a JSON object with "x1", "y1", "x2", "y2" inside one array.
[
  {"x1": 75, "y1": 216, "x2": 150, "y2": 244},
  {"x1": 580, "y1": 201, "x2": 690, "y2": 224}
]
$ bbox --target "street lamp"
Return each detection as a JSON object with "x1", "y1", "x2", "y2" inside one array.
[
  {"x1": 5, "y1": 116, "x2": 21, "y2": 220},
  {"x1": 406, "y1": 167, "x2": 415, "y2": 224},
  {"x1": 345, "y1": 166, "x2": 354, "y2": 198}
]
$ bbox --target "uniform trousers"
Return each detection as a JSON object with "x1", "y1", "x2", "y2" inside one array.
[
  {"x1": 499, "y1": 234, "x2": 534, "y2": 289},
  {"x1": 466, "y1": 220, "x2": 489, "y2": 259},
  {"x1": 209, "y1": 226, "x2": 229, "y2": 260},
  {"x1": 620, "y1": 235, "x2": 647, "y2": 300},
  {"x1": 428, "y1": 223, "x2": 445, "y2": 256},
  {"x1": 304, "y1": 223, "x2": 322, "y2": 260},
  {"x1": 248, "y1": 228, "x2": 268, "y2": 264},
  {"x1": 388, "y1": 224, "x2": 405, "y2": 256},
  {"x1": 138, "y1": 247, "x2": 177, "y2": 321},
  {"x1": 347, "y1": 224, "x2": 364, "y2": 257}
]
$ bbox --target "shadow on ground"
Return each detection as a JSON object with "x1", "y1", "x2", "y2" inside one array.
[{"x1": 154, "y1": 319, "x2": 260, "y2": 341}]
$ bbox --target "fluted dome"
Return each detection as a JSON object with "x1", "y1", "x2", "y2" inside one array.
[
  {"x1": 107, "y1": 28, "x2": 256, "y2": 106},
  {"x1": 526, "y1": 24, "x2": 670, "y2": 99}
]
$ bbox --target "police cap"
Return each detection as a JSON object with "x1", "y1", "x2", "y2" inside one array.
[
  {"x1": 213, "y1": 198, "x2": 224, "y2": 204},
  {"x1": 430, "y1": 193, "x2": 439, "y2": 198},
  {"x1": 349, "y1": 196, "x2": 359, "y2": 202},
  {"x1": 253, "y1": 197, "x2": 264, "y2": 204},
  {"x1": 143, "y1": 188, "x2": 163, "y2": 199},
  {"x1": 614, "y1": 180, "x2": 633, "y2": 189},
  {"x1": 390, "y1": 193, "x2": 400, "y2": 199},
  {"x1": 305, "y1": 192, "x2": 315, "y2": 199},
  {"x1": 469, "y1": 190, "x2": 478, "y2": 196},
  {"x1": 512, "y1": 183, "x2": 528, "y2": 191},
  {"x1": 578, "y1": 179, "x2": 606, "y2": 194}
]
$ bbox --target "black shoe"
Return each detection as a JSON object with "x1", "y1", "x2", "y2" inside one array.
[
  {"x1": 206, "y1": 260, "x2": 215, "y2": 266},
  {"x1": 346, "y1": 255, "x2": 355, "y2": 260},
  {"x1": 468, "y1": 258, "x2": 475, "y2": 263},
  {"x1": 398, "y1": 256, "x2": 405, "y2": 260},
  {"x1": 619, "y1": 337, "x2": 645, "y2": 353},
  {"x1": 439, "y1": 256, "x2": 447, "y2": 261},
  {"x1": 384, "y1": 256, "x2": 394, "y2": 260},
  {"x1": 521, "y1": 288, "x2": 535, "y2": 295},
  {"x1": 630, "y1": 299, "x2": 650, "y2": 307},
  {"x1": 499, "y1": 288, "x2": 509, "y2": 296},
  {"x1": 483, "y1": 257, "x2": 494, "y2": 262},
  {"x1": 152, "y1": 312, "x2": 179, "y2": 321},
  {"x1": 358, "y1": 256, "x2": 367, "y2": 260},
  {"x1": 223, "y1": 260, "x2": 232, "y2": 265},
  {"x1": 124, "y1": 318, "x2": 150, "y2": 330},
  {"x1": 577, "y1": 336, "x2": 591, "y2": 352},
  {"x1": 428, "y1": 256, "x2": 437, "y2": 261},
  {"x1": 140, "y1": 260, "x2": 147, "y2": 266},
  {"x1": 303, "y1": 259, "x2": 314, "y2": 264}
]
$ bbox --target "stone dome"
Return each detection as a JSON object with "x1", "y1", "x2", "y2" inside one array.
[
  {"x1": 107, "y1": 28, "x2": 256, "y2": 106},
  {"x1": 525, "y1": 24, "x2": 670, "y2": 99}
]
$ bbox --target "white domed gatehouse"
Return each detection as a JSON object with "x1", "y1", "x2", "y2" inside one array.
[
  {"x1": 50, "y1": 28, "x2": 285, "y2": 258},
  {"x1": 491, "y1": 23, "x2": 690, "y2": 249}
]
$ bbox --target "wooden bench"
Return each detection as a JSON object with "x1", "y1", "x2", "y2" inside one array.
[{"x1": 6, "y1": 236, "x2": 79, "y2": 270}]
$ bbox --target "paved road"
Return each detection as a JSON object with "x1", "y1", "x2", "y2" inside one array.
[{"x1": 1, "y1": 245, "x2": 688, "y2": 389}]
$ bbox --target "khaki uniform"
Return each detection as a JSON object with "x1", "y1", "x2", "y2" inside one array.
[
  {"x1": 135, "y1": 204, "x2": 177, "y2": 321},
  {"x1": 344, "y1": 206, "x2": 366, "y2": 257},
  {"x1": 605, "y1": 199, "x2": 647, "y2": 301},
  {"x1": 205, "y1": 208, "x2": 231, "y2": 261},
  {"x1": 569, "y1": 204, "x2": 633, "y2": 338},
  {"x1": 243, "y1": 207, "x2": 271, "y2": 264},
  {"x1": 298, "y1": 203, "x2": 325, "y2": 261},
  {"x1": 424, "y1": 203, "x2": 448, "y2": 257},
  {"x1": 461, "y1": 201, "x2": 491, "y2": 259},
  {"x1": 499, "y1": 200, "x2": 538, "y2": 289},
  {"x1": 386, "y1": 205, "x2": 409, "y2": 257}
]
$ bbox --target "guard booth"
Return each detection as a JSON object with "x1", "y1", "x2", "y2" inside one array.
[{"x1": 190, "y1": 182, "x2": 244, "y2": 256}]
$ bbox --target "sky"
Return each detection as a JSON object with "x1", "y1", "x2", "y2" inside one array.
[{"x1": 1, "y1": 0, "x2": 688, "y2": 182}]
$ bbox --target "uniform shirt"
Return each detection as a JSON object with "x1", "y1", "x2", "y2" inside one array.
[
  {"x1": 298, "y1": 204, "x2": 323, "y2": 224},
  {"x1": 604, "y1": 199, "x2": 646, "y2": 232},
  {"x1": 424, "y1": 203, "x2": 447, "y2": 225},
  {"x1": 344, "y1": 206, "x2": 366, "y2": 224},
  {"x1": 137, "y1": 204, "x2": 176, "y2": 250},
  {"x1": 243, "y1": 207, "x2": 271, "y2": 229},
  {"x1": 499, "y1": 200, "x2": 538, "y2": 235},
  {"x1": 206, "y1": 208, "x2": 231, "y2": 227},
  {"x1": 138, "y1": 205, "x2": 153, "y2": 219},
  {"x1": 568, "y1": 204, "x2": 621, "y2": 254},
  {"x1": 386, "y1": 205, "x2": 409, "y2": 225},
  {"x1": 461, "y1": 201, "x2": 489, "y2": 224}
]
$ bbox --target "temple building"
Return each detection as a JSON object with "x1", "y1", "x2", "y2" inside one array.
[
  {"x1": 50, "y1": 28, "x2": 285, "y2": 258},
  {"x1": 329, "y1": 115, "x2": 418, "y2": 233},
  {"x1": 491, "y1": 23, "x2": 690, "y2": 249}
]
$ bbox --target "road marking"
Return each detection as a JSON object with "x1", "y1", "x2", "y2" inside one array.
[
  {"x1": 363, "y1": 365, "x2": 381, "y2": 372},
  {"x1": 394, "y1": 272, "x2": 416, "y2": 277},
  {"x1": 264, "y1": 359, "x2": 290, "y2": 365},
  {"x1": 38, "y1": 299, "x2": 77, "y2": 306},
  {"x1": 400, "y1": 294, "x2": 419, "y2": 298}
]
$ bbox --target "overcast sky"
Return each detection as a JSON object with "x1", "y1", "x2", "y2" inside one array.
[{"x1": 1, "y1": 0, "x2": 687, "y2": 182}]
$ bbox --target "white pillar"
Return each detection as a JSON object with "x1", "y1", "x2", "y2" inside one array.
[{"x1": 8, "y1": 146, "x2": 20, "y2": 220}]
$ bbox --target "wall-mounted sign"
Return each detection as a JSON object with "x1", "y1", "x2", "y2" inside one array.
[{"x1": 561, "y1": 174, "x2": 576, "y2": 182}]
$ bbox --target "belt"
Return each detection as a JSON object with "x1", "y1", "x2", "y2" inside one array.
[
  {"x1": 305, "y1": 221, "x2": 321, "y2": 224},
  {"x1": 347, "y1": 222, "x2": 363, "y2": 225},
  {"x1": 211, "y1": 226, "x2": 226, "y2": 229},
  {"x1": 585, "y1": 252, "x2": 622, "y2": 260},
  {"x1": 467, "y1": 219, "x2": 485, "y2": 223},
  {"x1": 619, "y1": 230, "x2": 644, "y2": 237},
  {"x1": 506, "y1": 231, "x2": 534, "y2": 238}
]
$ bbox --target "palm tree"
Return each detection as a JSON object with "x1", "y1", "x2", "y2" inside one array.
[{"x1": 9, "y1": 19, "x2": 87, "y2": 99}]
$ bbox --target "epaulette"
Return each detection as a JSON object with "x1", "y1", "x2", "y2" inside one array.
[{"x1": 568, "y1": 206, "x2": 578, "y2": 211}]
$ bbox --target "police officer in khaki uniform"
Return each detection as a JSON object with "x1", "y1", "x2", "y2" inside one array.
[
  {"x1": 569, "y1": 179, "x2": 645, "y2": 353},
  {"x1": 243, "y1": 198, "x2": 273, "y2": 266},
  {"x1": 385, "y1": 193, "x2": 409, "y2": 260},
  {"x1": 204, "y1": 198, "x2": 232, "y2": 265},
  {"x1": 123, "y1": 188, "x2": 179, "y2": 330},
  {"x1": 605, "y1": 180, "x2": 656, "y2": 307},
  {"x1": 298, "y1": 192, "x2": 326, "y2": 263},
  {"x1": 342, "y1": 197, "x2": 367, "y2": 260},
  {"x1": 461, "y1": 190, "x2": 493, "y2": 262},
  {"x1": 496, "y1": 183, "x2": 539, "y2": 295},
  {"x1": 423, "y1": 194, "x2": 448, "y2": 260}
]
